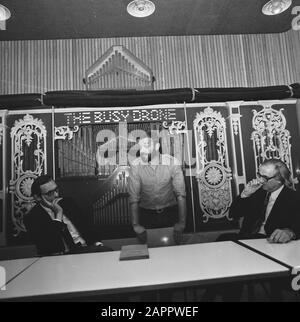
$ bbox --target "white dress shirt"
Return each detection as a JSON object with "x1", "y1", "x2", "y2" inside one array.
[{"x1": 258, "y1": 185, "x2": 284, "y2": 235}]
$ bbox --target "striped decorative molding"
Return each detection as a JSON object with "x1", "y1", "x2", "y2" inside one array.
[{"x1": 0, "y1": 31, "x2": 298, "y2": 95}]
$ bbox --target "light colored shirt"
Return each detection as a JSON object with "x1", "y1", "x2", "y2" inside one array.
[
  {"x1": 128, "y1": 154, "x2": 186, "y2": 210},
  {"x1": 258, "y1": 185, "x2": 284, "y2": 235},
  {"x1": 41, "y1": 203, "x2": 86, "y2": 246}
]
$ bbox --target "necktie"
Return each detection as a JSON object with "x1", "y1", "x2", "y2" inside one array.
[
  {"x1": 262, "y1": 192, "x2": 271, "y2": 218},
  {"x1": 252, "y1": 192, "x2": 271, "y2": 234}
]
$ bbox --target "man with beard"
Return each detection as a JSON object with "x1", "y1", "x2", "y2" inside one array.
[{"x1": 127, "y1": 133, "x2": 186, "y2": 245}]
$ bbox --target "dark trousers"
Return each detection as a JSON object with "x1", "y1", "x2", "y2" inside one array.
[{"x1": 139, "y1": 205, "x2": 178, "y2": 229}]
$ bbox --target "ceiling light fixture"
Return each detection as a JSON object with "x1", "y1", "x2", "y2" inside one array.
[
  {"x1": 0, "y1": 4, "x2": 11, "y2": 21},
  {"x1": 262, "y1": 0, "x2": 292, "y2": 15},
  {"x1": 127, "y1": 0, "x2": 155, "y2": 18}
]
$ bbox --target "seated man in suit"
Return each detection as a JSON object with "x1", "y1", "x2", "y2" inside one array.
[
  {"x1": 128, "y1": 134, "x2": 187, "y2": 245},
  {"x1": 219, "y1": 158, "x2": 299, "y2": 243},
  {"x1": 24, "y1": 175, "x2": 110, "y2": 256},
  {"x1": 203, "y1": 159, "x2": 299, "y2": 301}
]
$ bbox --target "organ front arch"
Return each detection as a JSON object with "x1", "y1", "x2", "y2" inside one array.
[{"x1": 1, "y1": 95, "x2": 300, "y2": 246}]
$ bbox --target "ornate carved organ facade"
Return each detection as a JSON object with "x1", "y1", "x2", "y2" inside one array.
[
  {"x1": 9, "y1": 114, "x2": 47, "y2": 236},
  {"x1": 1, "y1": 99, "x2": 300, "y2": 245},
  {"x1": 193, "y1": 107, "x2": 233, "y2": 223},
  {"x1": 1, "y1": 46, "x2": 300, "y2": 245},
  {"x1": 251, "y1": 101, "x2": 297, "y2": 185}
]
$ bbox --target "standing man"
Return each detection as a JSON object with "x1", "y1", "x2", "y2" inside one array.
[
  {"x1": 127, "y1": 134, "x2": 187, "y2": 244},
  {"x1": 25, "y1": 175, "x2": 106, "y2": 255},
  {"x1": 220, "y1": 159, "x2": 299, "y2": 243}
]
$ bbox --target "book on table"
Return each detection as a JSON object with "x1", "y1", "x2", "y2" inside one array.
[{"x1": 119, "y1": 244, "x2": 149, "y2": 261}]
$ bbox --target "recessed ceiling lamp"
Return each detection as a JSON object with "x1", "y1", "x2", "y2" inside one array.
[
  {"x1": 127, "y1": 0, "x2": 155, "y2": 18},
  {"x1": 0, "y1": 4, "x2": 11, "y2": 21},
  {"x1": 262, "y1": 0, "x2": 292, "y2": 15}
]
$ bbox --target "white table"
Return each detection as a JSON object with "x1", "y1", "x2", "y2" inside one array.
[
  {"x1": 0, "y1": 257, "x2": 40, "y2": 289},
  {"x1": 0, "y1": 241, "x2": 289, "y2": 300},
  {"x1": 239, "y1": 238, "x2": 300, "y2": 269}
]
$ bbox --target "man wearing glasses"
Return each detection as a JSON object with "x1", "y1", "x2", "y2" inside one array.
[
  {"x1": 219, "y1": 158, "x2": 299, "y2": 243},
  {"x1": 24, "y1": 175, "x2": 103, "y2": 255},
  {"x1": 203, "y1": 158, "x2": 300, "y2": 301}
]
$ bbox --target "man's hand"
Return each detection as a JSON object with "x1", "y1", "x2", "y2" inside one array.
[
  {"x1": 241, "y1": 179, "x2": 263, "y2": 198},
  {"x1": 133, "y1": 224, "x2": 147, "y2": 244},
  {"x1": 173, "y1": 222, "x2": 185, "y2": 245},
  {"x1": 40, "y1": 196, "x2": 63, "y2": 219},
  {"x1": 268, "y1": 229, "x2": 296, "y2": 243},
  {"x1": 52, "y1": 198, "x2": 64, "y2": 219}
]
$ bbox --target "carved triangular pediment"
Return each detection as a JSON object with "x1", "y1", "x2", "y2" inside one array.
[{"x1": 85, "y1": 45, "x2": 154, "y2": 90}]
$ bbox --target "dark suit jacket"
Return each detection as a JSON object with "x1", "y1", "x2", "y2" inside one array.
[
  {"x1": 230, "y1": 186, "x2": 300, "y2": 239},
  {"x1": 24, "y1": 198, "x2": 86, "y2": 256}
]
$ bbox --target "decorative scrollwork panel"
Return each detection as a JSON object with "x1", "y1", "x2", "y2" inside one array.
[
  {"x1": 54, "y1": 125, "x2": 79, "y2": 140},
  {"x1": 10, "y1": 114, "x2": 47, "y2": 236},
  {"x1": 162, "y1": 120, "x2": 186, "y2": 164},
  {"x1": 194, "y1": 107, "x2": 232, "y2": 222},
  {"x1": 251, "y1": 105, "x2": 296, "y2": 183}
]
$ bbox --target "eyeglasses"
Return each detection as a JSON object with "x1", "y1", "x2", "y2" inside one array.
[
  {"x1": 42, "y1": 187, "x2": 59, "y2": 197},
  {"x1": 257, "y1": 172, "x2": 276, "y2": 182}
]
